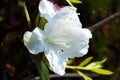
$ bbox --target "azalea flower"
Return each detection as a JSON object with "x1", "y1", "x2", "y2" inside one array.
[{"x1": 23, "y1": 0, "x2": 92, "y2": 75}]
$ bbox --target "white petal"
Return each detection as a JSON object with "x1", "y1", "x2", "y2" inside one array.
[
  {"x1": 23, "y1": 31, "x2": 32, "y2": 46},
  {"x1": 53, "y1": 6, "x2": 82, "y2": 28},
  {"x1": 44, "y1": 47, "x2": 67, "y2": 75},
  {"x1": 23, "y1": 27, "x2": 45, "y2": 54},
  {"x1": 38, "y1": 0, "x2": 57, "y2": 21},
  {"x1": 64, "y1": 28, "x2": 92, "y2": 58},
  {"x1": 44, "y1": 18, "x2": 92, "y2": 58},
  {"x1": 44, "y1": 6, "x2": 82, "y2": 34}
]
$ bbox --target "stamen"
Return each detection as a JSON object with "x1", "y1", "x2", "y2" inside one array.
[
  {"x1": 52, "y1": 41, "x2": 71, "y2": 48},
  {"x1": 45, "y1": 37, "x2": 71, "y2": 48}
]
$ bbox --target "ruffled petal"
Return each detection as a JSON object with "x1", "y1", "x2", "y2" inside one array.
[
  {"x1": 44, "y1": 46, "x2": 67, "y2": 75},
  {"x1": 44, "y1": 6, "x2": 82, "y2": 34},
  {"x1": 53, "y1": 6, "x2": 82, "y2": 28},
  {"x1": 38, "y1": 0, "x2": 57, "y2": 21},
  {"x1": 23, "y1": 27, "x2": 45, "y2": 54},
  {"x1": 44, "y1": 16, "x2": 92, "y2": 58},
  {"x1": 64, "y1": 28, "x2": 92, "y2": 58}
]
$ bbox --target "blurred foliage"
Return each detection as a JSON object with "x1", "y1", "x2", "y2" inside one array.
[{"x1": 0, "y1": 0, "x2": 120, "y2": 80}]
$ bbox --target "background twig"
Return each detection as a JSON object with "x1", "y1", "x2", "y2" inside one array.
[
  {"x1": 30, "y1": 73, "x2": 99, "y2": 80},
  {"x1": 89, "y1": 12, "x2": 120, "y2": 32}
]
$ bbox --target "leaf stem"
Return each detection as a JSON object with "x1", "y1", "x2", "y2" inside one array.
[
  {"x1": 66, "y1": 0, "x2": 74, "y2": 7},
  {"x1": 23, "y1": 2, "x2": 31, "y2": 27},
  {"x1": 66, "y1": 65, "x2": 88, "y2": 70}
]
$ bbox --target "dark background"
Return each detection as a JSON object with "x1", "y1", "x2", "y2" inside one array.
[{"x1": 0, "y1": 0, "x2": 120, "y2": 80}]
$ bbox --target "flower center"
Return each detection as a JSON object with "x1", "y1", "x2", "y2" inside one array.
[{"x1": 45, "y1": 36, "x2": 71, "y2": 49}]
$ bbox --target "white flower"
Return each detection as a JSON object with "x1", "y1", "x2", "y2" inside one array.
[{"x1": 23, "y1": 0, "x2": 92, "y2": 75}]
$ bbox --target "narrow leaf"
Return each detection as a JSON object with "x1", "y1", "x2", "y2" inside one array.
[
  {"x1": 76, "y1": 70, "x2": 92, "y2": 80},
  {"x1": 67, "y1": 59, "x2": 74, "y2": 65},
  {"x1": 35, "y1": 13, "x2": 40, "y2": 27},
  {"x1": 38, "y1": 17, "x2": 47, "y2": 30},
  {"x1": 66, "y1": 0, "x2": 74, "y2": 7},
  {"x1": 24, "y1": 2, "x2": 31, "y2": 26},
  {"x1": 70, "y1": 0, "x2": 82, "y2": 3},
  {"x1": 79, "y1": 57, "x2": 93, "y2": 67},
  {"x1": 85, "y1": 58, "x2": 107, "y2": 69},
  {"x1": 36, "y1": 61, "x2": 50, "y2": 80},
  {"x1": 32, "y1": 54, "x2": 50, "y2": 80},
  {"x1": 90, "y1": 69, "x2": 113, "y2": 75}
]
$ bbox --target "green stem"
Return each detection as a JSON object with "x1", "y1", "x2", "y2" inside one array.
[
  {"x1": 66, "y1": 0, "x2": 74, "y2": 7},
  {"x1": 76, "y1": 70, "x2": 92, "y2": 80},
  {"x1": 66, "y1": 65, "x2": 88, "y2": 70},
  {"x1": 24, "y1": 2, "x2": 31, "y2": 27}
]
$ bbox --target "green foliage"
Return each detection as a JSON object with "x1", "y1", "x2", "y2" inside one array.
[
  {"x1": 85, "y1": 58, "x2": 107, "y2": 69},
  {"x1": 67, "y1": 59, "x2": 74, "y2": 65},
  {"x1": 36, "y1": 61, "x2": 50, "y2": 80},
  {"x1": 23, "y1": 2, "x2": 31, "y2": 26},
  {"x1": 90, "y1": 68, "x2": 113, "y2": 75},
  {"x1": 89, "y1": 0, "x2": 110, "y2": 10},
  {"x1": 70, "y1": 0, "x2": 82, "y2": 3},
  {"x1": 66, "y1": 0, "x2": 82, "y2": 7},
  {"x1": 33, "y1": 54, "x2": 50, "y2": 80},
  {"x1": 38, "y1": 17, "x2": 47, "y2": 30},
  {"x1": 66, "y1": 57, "x2": 113, "y2": 80},
  {"x1": 78, "y1": 57, "x2": 93, "y2": 67},
  {"x1": 77, "y1": 71, "x2": 92, "y2": 80}
]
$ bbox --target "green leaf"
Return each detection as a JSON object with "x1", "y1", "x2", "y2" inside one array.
[
  {"x1": 35, "y1": 13, "x2": 41, "y2": 27},
  {"x1": 90, "y1": 69, "x2": 113, "y2": 75},
  {"x1": 85, "y1": 58, "x2": 107, "y2": 69},
  {"x1": 32, "y1": 54, "x2": 50, "y2": 80},
  {"x1": 76, "y1": 70, "x2": 92, "y2": 80},
  {"x1": 79, "y1": 57, "x2": 93, "y2": 67},
  {"x1": 38, "y1": 17, "x2": 47, "y2": 30},
  {"x1": 67, "y1": 59, "x2": 74, "y2": 65},
  {"x1": 70, "y1": 0, "x2": 82, "y2": 3},
  {"x1": 36, "y1": 61, "x2": 50, "y2": 80},
  {"x1": 23, "y1": 2, "x2": 31, "y2": 26},
  {"x1": 66, "y1": 0, "x2": 74, "y2": 7}
]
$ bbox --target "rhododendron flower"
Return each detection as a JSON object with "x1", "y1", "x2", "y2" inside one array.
[{"x1": 23, "y1": 0, "x2": 92, "y2": 75}]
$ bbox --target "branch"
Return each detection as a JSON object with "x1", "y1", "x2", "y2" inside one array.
[
  {"x1": 31, "y1": 73, "x2": 99, "y2": 80},
  {"x1": 89, "y1": 12, "x2": 120, "y2": 32}
]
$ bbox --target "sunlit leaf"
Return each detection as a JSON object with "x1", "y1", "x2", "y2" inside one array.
[
  {"x1": 38, "y1": 17, "x2": 47, "y2": 30},
  {"x1": 85, "y1": 58, "x2": 107, "y2": 69},
  {"x1": 66, "y1": 0, "x2": 74, "y2": 6},
  {"x1": 24, "y1": 2, "x2": 31, "y2": 26},
  {"x1": 76, "y1": 70, "x2": 92, "y2": 80},
  {"x1": 90, "y1": 69, "x2": 113, "y2": 75},
  {"x1": 67, "y1": 59, "x2": 74, "y2": 65},
  {"x1": 79, "y1": 57, "x2": 93, "y2": 67},
  {"x1": 35, "y1": 13, "x2": 40, "y2": 27},
  {"x1": 70, "y1": 0, "x2": 82, "y2": 3}
]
